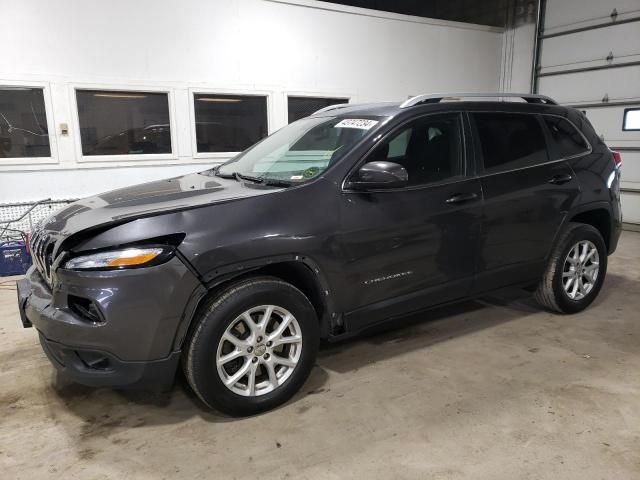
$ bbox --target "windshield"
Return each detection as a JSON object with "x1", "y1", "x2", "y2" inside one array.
[{"x1": 216, "y1": 116, "x2": 381, "y2": 184}]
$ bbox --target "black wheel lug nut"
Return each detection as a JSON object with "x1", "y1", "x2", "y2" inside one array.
[
  {"x1": 247, "y1": 346, "x2": 253, "y2": 353},
  {"x1": 266, "y1": 341, "x2": 272, "y2": 347},
  {"x1": 264, "y1": 353, "x2": 270, "y2": 360},
  {"x1": 257, "y1": 336, "x2": 263, "y2": 342},
  {"x1": 252, "y1": 357, "x2": 258, "y2": 363}
]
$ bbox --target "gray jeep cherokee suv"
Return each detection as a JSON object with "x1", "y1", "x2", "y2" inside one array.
[{"x1": 17, "y1": 93, "x2": 622, "y2": 416}]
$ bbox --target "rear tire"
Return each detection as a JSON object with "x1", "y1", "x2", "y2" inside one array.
[
  {"x1": 535, "y1": 223, "x2": 607, "y2": 314},
  {"x1": 183, "y1": 276, "x2": 319, "y2": 416}
]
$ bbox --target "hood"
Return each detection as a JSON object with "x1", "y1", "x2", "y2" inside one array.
[{"x1": 39, "y1": 172, "x2": 283, "y2": 238}]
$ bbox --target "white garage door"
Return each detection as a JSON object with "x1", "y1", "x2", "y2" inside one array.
[{"x1": 536, "y1": 0, "x2": 640, "y2": 224}]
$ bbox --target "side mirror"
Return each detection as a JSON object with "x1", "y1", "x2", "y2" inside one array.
[{"x1": 349, "y1": 161, "x2": 408, "y2": 190}]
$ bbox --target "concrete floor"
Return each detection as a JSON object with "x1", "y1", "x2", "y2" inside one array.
[{"x1": 1, "y1": 233, "x2": 639, "y2": 480}]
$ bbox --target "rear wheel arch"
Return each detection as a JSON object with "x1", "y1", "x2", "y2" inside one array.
[
  {"x1": 535, "y1": 222, "x2": 607, "y2": 313},
  {"x1": 568, "y1": 207, "x2": 611, "y2": 251}
]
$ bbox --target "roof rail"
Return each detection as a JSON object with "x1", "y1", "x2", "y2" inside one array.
[
  {"x1": 312, "y1": 103, "x2": 351, "y2": 115},
  {"x1": 399, "y1": 92, "x2": 558, "y2": 108}
]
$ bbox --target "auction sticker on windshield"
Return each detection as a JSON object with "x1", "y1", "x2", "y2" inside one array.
[{"x1": 334, "y1": 119, "x2": 379, "y2": 130}]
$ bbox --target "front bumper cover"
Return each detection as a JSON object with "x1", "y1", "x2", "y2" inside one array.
[
  {"x1": 17, "y1": 258, "x2": 200, "y2": 389},
  {"x1": 37, "y1": 332, "x2": 181, "y2": 390}
]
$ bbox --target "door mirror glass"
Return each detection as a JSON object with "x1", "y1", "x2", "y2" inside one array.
[{"x1": 350, "y1": 161, "x2": 408, "y2": 190}]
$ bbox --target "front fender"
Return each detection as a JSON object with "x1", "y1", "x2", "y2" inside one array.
[{"x1": 171, "y1": 254, "x2": 338, "y2": 348}]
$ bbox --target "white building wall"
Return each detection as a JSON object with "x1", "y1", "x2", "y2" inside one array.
[
  {"x1": 499, "y1": 1, "x2": 538, "y2": 94},
  {"x1": 0, "y1": 0, "x2": 504, "y2": 203},
  {"x1": 504, "y1": 22, "x2": 536, "y2": 92}
]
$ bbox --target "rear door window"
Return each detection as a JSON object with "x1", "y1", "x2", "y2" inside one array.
[
  {"x1": 542, "y1": 116, "x2": 590, "y2": 159},
  {"x1": 473, "y1": 112, "x2": 548, "y2": 173}
]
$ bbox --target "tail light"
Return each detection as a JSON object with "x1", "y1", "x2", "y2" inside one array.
[{"x1": 612, "y1": 150, "x2": 622, "y2": 169}]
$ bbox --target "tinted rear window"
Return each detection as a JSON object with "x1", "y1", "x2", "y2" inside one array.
[
  {"x1": 473, "y1": 113, "x2": 548, "y2": 173},
  {"x1": 542, "y1": 116, "x2": 589, "y2": 159}
]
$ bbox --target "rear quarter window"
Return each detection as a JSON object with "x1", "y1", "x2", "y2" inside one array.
[
  {"x1": 473, "y1": 112, "x2": 548, "y2": 173},
  {"x1": 542, "y1": 116, "x2": 590, "y2": 159}
]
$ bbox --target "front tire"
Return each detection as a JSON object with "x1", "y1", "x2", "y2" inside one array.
[
  {"x1": 535, "y1": 223, "x2": 607, "y2": 313},
  {"x1": 183, "y1": 277, "x2": 319, "y2": 416}
]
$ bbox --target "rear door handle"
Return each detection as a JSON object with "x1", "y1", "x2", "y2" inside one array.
[
  {"x1": 445, "y1": 192, "x2": 479, "y2": 204},
  {"x1": 548, "y1": 173, "x2": 573, "y2": 185}
]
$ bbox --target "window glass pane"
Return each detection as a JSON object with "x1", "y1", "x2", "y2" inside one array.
[
  {"x1": 474, "y1": 113, "x2": 548, "y2": 172},
  {"x1": 368, "y1": 114, "x2": 463, "y2": 186},
  {"x1": 76, "y1": 90, "x2": 171, "y2": 156},
  {"x1": 0, "y1": 87, "x2": 50, "y2": 158},
  {"x1": 387, "y1": 129, "x2": 411, "y2": 158},
  {"x1": 288, "y1": 96, "x2": 348, "y2": 123},
  {"x1": 542, "y1": 116, "x2": 589, "y2": 159},
  {"x1": 623, "y1": 108, "x2": 640, "y2": 131},
  {"x1": 218, "y1": 116, "x2": 375, "y2": 184},
  {"x1": 194, "y1": 94, "x2": 267, "y2": 152}
]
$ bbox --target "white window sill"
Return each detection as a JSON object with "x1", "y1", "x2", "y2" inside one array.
[{"x1": 0, "y1": 156, "x2": 227, "y2": 172}]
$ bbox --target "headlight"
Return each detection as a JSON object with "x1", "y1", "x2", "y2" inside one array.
[{"x1": 64, "y1": 247, "x2": 170, "y2": 271}]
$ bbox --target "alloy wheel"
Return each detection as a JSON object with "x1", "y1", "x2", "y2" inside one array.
[
  {"x1": 562, "y1": 240, "x2": 600, "y2": 301},
  {"x1": 215, "y1": 305, "x2": 303, "y2": 397}
]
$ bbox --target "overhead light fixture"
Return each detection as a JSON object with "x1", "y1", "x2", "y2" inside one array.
[
  {"x1": 197, "y1": 97, "x2": 242, "y2": 103},
  {"x1": 93, "y1": 93, "x2": 148, "y2": 99}
]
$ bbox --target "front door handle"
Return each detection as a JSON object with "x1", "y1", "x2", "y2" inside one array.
[
  {"x1": 445, "y1": 192, "x2": 479, "y2": 204},
  {"x1": 548, "y1": 173, "x2": 573, "y2": 185}
]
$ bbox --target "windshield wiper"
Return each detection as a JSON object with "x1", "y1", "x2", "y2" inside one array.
[
  {"x1": 211, "y1": 166, "x2": 235, "y2": 179},
  {"x1": 234, "y1": 172, "x2": 263, "y2": 183},
  {"x1": 261, "y1": 178, "x2": 295, "y2": 187},
  {"x1": 234, "y1": 172, "x2": 294, "y2": 187}
]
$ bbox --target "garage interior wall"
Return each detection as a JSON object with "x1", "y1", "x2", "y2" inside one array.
[
  {"x1": 535, "y1": 0, "x2": 640, "y2": 224},
  {"x1": 0, "y1": 0, "x2": 508, "y2": 204},
  {"x1": 500, "y1": 0, "x2": 538, "y2": 93}
]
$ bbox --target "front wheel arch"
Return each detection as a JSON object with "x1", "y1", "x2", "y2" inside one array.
[{"x1": 173, "y1": 256, "x2": 335, "y2": 350}]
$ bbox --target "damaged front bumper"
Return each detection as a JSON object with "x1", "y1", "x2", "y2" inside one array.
[{"x1": 17, "y1": 258, "x2": 200, "y2": 390}]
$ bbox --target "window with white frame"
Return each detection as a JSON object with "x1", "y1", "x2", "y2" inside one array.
[
  {"x1": 193, "y1": 94, "x2": 268, "y2": 153},
  {"x1": 76, "y1": 90, "x2": 172, "y2": 156},
  {"x1": 623, "y1": 108, "x2": 640, "y2": 131},
  {"x1": 287, "y1": 96, "x2": 348, "y2": 123},
  {"x1": 0, "y1": 87, "x2": 51, "y2": 158}
]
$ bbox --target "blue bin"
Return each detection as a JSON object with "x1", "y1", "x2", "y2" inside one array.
[{"x1": 0, "y1": 241, "x2": 32, "y2": 276}]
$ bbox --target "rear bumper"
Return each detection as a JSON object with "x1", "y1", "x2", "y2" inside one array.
[
  {"x1": 609, "y1": 197, "x2": 623, "y2": 255},
  {"x1": 17, "y1": 259, "x2": 200, "y2": 389},
  {"x1": 609, "y1": 221, "x2": 622, "y2": 255}
]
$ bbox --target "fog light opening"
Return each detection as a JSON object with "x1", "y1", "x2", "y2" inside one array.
[
  {"x1": 75, "y1": 351, "x2": 112, "y2": 371},
  {"x1": 68, "y1": 295, "x2": 104, "y2": 324}
]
